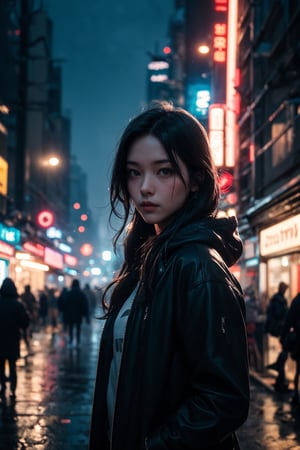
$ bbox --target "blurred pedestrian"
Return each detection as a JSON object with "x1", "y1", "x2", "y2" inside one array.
[
  {"x1": 38, "y1": 289, "x2": 49, "y2": 328},
  {"x1": 0, "y1": 278, "x2": 29, "y2": 400},
  {"x1": 57, "y1": 286, "x2": 68, "y2": 332},
  {"x1": 89, "y1": 102, "x2": 249, "y2": 450},
  {"x1": 83, "y1": 283, "x2": 97, "y2": 318},
  {"x1": 244, "y1": 286, "x2": 262, "y2": 370},
  {"x1": 281, "y1": 292, "x2": 300, "y2": 404},
  {"x1": 20, "y1": 284, "x2": 38, "y2": 334},
  {"x1": 265, "y1": 281, "x2": 289, "y2": 391},
  {"x1": 47, "y1": 287, "x2": 59, "y2": 332},
  {"x1": 64, "y1": 279, "x2": 89, "y2": 348}
]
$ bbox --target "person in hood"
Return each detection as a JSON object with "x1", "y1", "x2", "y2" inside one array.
[
  {"x1": 89, "y1": 102, "x2": 249, "y2": 450},
  {"x1": 0, "y1": 278, "x2": 29, "y2": 400},
  {"x1": 64, "y1": 279, "x2": 89, "y2": 348}
]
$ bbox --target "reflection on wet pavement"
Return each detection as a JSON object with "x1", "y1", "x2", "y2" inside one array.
[
  {"x1": 238, "y1": 382, "x2": 300, "y2": 449},
  {"x1": 0, "y1": 315, "x2": 104, "y2": 450},
  {"x1": 1, "y1": 315, "x2": 300, "y2": 449}
]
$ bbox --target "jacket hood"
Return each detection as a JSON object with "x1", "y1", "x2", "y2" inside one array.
[
  {"x1": 170, "y1": 216, "x2": 243, "y2": 267},
  {"x1": 0, "y1": 277, "x2": 19, "y2": 298},
  {"x1": 163, "y1": 194, "x2": 243, "y2": 267}
]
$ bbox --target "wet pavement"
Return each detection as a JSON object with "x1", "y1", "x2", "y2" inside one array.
[
  {"x1": 0, "y1": 314, "x2": 300, "y2": 449},
  {"x1": 0, "y1": 312, "x2": 104, "y2": 450},
  {"x1": 238, "y1": 376, "x2": 300, "y2": 449}
]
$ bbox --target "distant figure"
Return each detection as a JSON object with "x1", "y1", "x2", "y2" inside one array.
[
  {"x1": 47, "y1": 288, "x2": 59, "y2": 331},
  {"x1": 64, "y1": 279, "x2": 89, "y2": 348},
  {"x1": 244, "y1": 286, "x2": 262, "y2": 370},
  {"x1": 57, "y1": 287, "x2": 68, "y2": 332},
  {"x1": 0, "y1": 278, "x2": 29, "y2": 400},
  {"x1": 21, "y1": 284, "x2": 38, "y2": 333},
  {"x1": 265, "y1": 282, "x2": 289, "y2": 391},
  {"x1": 83, "y1": 283, "x2": 97, "y2": 317},
  {"x1": 245, "y1": 286, "x2": 260, "y2": 324},
  {"x1": 38, "y1": 289, "x2": 49, "y2": 328},
  {"x1": 281, "y1": 292, "x2": 300, "y2": 404}
]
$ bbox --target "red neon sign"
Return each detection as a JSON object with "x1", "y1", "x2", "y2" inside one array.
[
  {"x1": 0, "y1": 240, "x2": 14, "y2": 257},
  {"x1": 215, "y1": 0, "x2": 228, "y2": 12},
  {"x1": 37, "y1": 210, "x2": 55, "y2": 228},
  {"x1": 213, "y1": 23, "x2": 227, "y2": 63},
  {"x1": 44, "y1": 247, "x2": 64, "y2": 270},
  {"x1": 64, "y1": 254, "x2": 78, "y2": 267},
  {"x1": 23, "y1": 242, "x2": 45, "y2": 258}
]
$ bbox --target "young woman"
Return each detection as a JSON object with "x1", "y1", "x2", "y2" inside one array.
[{"x1": 89, "y1": 102, "x2": 249, "y2": 450}]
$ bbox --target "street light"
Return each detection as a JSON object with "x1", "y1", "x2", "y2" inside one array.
[
  {"x1": 48, "y1": 156, "x2": 60, "y2": 167},
  {"x1": 41, "y1": 155, "x2": 61, "y2": 168},
  {"x1": 197, "y1": 44, "x2": 210, "y2": 55}
]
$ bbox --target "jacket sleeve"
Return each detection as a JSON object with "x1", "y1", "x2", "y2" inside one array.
[{"x1": 147, "y1": 261, "x2": 250, "y2": 449}]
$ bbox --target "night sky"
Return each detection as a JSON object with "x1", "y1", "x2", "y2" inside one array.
[{"x1": 45, "y1": 0, "x2": 173, "y2": 241}]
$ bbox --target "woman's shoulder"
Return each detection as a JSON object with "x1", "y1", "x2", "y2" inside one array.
[
  {"x1": 171, "y1": 241, "x2": 227, "y2": 267},
  {"x1": 167, "y1": 242, "x2": 232, "y2": 285}
]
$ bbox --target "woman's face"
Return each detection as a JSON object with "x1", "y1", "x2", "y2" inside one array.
[{"x1": 126, "y1": 135, "x2": 196, "y2": 234}]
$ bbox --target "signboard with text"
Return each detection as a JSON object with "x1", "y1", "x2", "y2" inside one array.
[{"x1": 260, "y1": 214, "x2": 300, "y2": 256}]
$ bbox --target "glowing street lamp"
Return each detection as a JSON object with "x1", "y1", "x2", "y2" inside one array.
[
  {"x1": 41, "y1": 155, "x2": 61, "y2": 168},
  {"x1": 48, "y1": 156, "x2": 60, "y2": 167},
  {"x1": 197, "y1": 44, "x2": 210, "y2": 55}
]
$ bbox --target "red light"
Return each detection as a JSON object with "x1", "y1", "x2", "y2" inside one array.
[
  {"x1": 73, "y1": 202, "x2": 80, "y2": 210},
  {"x1": 78, "y1": 226, "x2": 85, "y2": 233},
  {"x1": 214, "y1": 0, "x2": 228, "y2": 12},
  {"x1": 80, "y1": 243, "x2": 93, "y2": 256},
  {"x1": 163, "y1": 46, "x2": 171, "y2": 55},
  {"x1": 80, "y1": 214, "x2": 88, "y2": 221},
  {"x1": 37, "y1": 210, "x2": 54, "y2": 228},
  {"x1": 219, "y1": 170, "x2": 233, "y2": 194},
  {"x1": 226, "y1": 193, "x2": 237, "y2": 204},
  {"x1": 249, "y1": 144, "x2": 255, "y2": 163}
]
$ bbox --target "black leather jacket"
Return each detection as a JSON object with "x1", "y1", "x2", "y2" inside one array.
[{"x1": 89, "y1": 216, "x2": 249, "y2": 450}]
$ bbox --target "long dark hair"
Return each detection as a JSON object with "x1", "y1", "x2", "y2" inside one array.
[{"x1": 102, "y1": 101, "x2": 220, "y2": 313}]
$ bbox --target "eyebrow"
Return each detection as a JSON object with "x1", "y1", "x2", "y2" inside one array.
[{"x1": 126, "y1": 159, "x2": 171, "y2": 165}]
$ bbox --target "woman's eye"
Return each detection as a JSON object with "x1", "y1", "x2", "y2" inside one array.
[
  {"x1": 127, "y1": 168, "x2": 140, "y2": 177},
  {"x1": 158, "y1": 167, "x2": 174, "y2": 176}
]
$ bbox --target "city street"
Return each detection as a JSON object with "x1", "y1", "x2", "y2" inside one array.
[
  {"x1": 0, "y1": 313, "x2": 300, "y2": 450},
  {"x1": 0, "y1": 312, "x2": 104, "y2": 450}
]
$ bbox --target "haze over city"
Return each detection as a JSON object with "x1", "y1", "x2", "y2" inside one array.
[{"x1": 46, "y1": 0, "x2": 173, "y2": 237}]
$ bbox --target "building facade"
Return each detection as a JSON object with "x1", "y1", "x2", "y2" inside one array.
[
  {"x1": 0, "y1": 1, "x2": 82, "y2": 293},
  {"x1": 236, "y1": 0, "x2": 300, "y2": 373}
]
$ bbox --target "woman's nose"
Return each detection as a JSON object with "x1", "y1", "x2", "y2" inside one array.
[{"x1": 140, "y1": 175, "x2": 154, "y2": 195}]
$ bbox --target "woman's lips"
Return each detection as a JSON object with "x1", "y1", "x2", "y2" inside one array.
[{"x1": 140, "y1": 202, "x2": 158, "y2": 212}]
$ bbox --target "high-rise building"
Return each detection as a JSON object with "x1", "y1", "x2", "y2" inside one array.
[
  {"x1": 236, "y1": 0, "x2": 300, "y2": 374},
  {"x1": 0, "y1": 1, "x2": 77, "y2": 291}
]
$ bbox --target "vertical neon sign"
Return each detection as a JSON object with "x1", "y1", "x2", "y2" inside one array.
[
  {"x1": 225, "y1": 0, "x2": 238, "y2": 167},
  {"x1": 209, "y1": 0, "x2": 228, "y2": 167}
]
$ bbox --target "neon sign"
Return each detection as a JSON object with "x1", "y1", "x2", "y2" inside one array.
[{"x1": 37, "y1": 210, "x2": 55, "y2": 228}]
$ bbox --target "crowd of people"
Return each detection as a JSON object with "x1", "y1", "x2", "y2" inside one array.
[
  {"x1": 244, "y1": 280, "x2": 300, "y2": 405},
  {"x1": 0, "y1": 277, "x2": 100, "y2": 402}
]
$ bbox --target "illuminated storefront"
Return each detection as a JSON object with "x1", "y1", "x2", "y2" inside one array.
[
  {"x1": 260, "y1": 213, "x2": 300, "y2": 380},
  {"x1": 11, "y1": 241, "x2": 48, "y2": 295}
]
